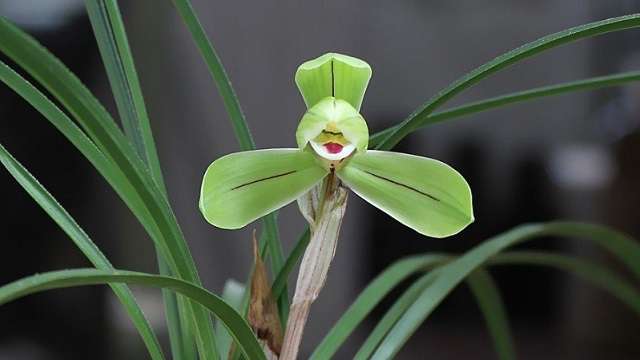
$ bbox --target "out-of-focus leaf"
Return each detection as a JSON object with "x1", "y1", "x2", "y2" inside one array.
[
  {"x1": 369, "y1": 70, "x2": 640, "y2": 147},
  {"x1": 310, "y1": 255, "x2": 448, "y2": 359},
  {"x1": 168, "y1": 0, "x2": 287, "y2": 316},
  {"x1": 83, "y1": 1, "x2": 187, "y2": 357},
  {"x1": 376, "y1": 14, "x2": 640, "y2": 150},
  {"x1": 0, "y1": 269, "x2": 266, "y2": 360},
  {"x1": 370, "y1": 222, "x2": 640, "y2": 359},
  {"x1": 0, "y1": 143, "x2": 164, "y2": 360}
]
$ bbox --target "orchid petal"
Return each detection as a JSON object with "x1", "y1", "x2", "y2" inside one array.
[
  {"x1": 296, "y1": 98, "x2": 368, "y2": 152},
  {"x1": 200, "y1": 149, "x2": 328, "y2": 229},
  {"x1": 337, "y1": 150, "x2": 473, "y2": 237}
]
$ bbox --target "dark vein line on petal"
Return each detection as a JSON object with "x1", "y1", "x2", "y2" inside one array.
[
  {"x1": 363, "y1": 170, "x2": 440, "y2": 202},
  {"x1": 231, "y1": 170, "x2": 297, "y2": 190},
  {"x1": 330, "y1": 59, "x2": 335, "y2": 97}
]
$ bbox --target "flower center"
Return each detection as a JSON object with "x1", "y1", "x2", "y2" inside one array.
[{"x1": 324, "y1": 142, "x2": 344, "y2": 154}]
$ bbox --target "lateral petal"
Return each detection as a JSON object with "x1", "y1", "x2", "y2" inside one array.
[
  {"x1": 337, "y1": 150, "x2": 473, "y2": 237},
  {"x1": 200, "y1": 149, "x2": 328, "y2": 229}
]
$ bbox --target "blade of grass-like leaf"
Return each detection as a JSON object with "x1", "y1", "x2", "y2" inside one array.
[
  {"x1": 168, "y1": 0, "x2": 287, "y2": 319},
  {"x1": 355, "y1": 268, "x2": 516, "y2": 360},
  {"x1": 0, "y1": 20, "x2": 184, "y2": 280},
  {"x1": 376, "y1": 13, "x2": 640, "y2": 150},
  {"x1": 491, "y1": 251, "x2": 640, "y2": 315},
  {"x1": 169, "y1": 0, "x2": 254, "y2": 150},
  {"x1": 370, "y1": 70, "x2": 640, "y2": 147},
  {"x1": 0, "y1": 269, "x2": 266, "y2": 360},
  {"x1": 466, "y1": 270, "x2": 515, "y2": 360},
  {"x1": 309, "y1": 254, "x2": 449, "y2": 359},
  {"x1": 353, "y1": 271, "x2": 438, "y2": 360},
  {"x1": 360, "y1": 250, "x2": 640, "y2": 359},
  {"x1": 0, "y1": 143, "x2": 164, "y2": 360},
  {"x1": 370, "y1": 222, "x2": 640, "y2": 359},
  {"x1": 314, "y1": 221, "x2": 640, "y2": 359},
  {"x1": 85, "y1": 0, "x2": 165, "y2": 190},
  {"x1": 83, "y1": 1, "x2": 189, "y2": 357},
  {"x1": 0, "y1": 56, "x2": 216, "y2": 359},
  {"x1": 84, "y1": 1, "x2": 147, "y2": 163}
]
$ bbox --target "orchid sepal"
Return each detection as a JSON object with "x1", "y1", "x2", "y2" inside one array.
[{"x1": 295, "y1": 52, "x2": 372, "y2": 111}]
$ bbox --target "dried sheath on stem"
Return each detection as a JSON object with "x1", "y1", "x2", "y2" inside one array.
[{"x1": 280, "y1": 175, "x2": 348, "y2": 360}]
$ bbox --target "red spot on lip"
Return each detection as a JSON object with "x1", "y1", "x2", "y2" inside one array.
[{"x1": 324, "y1": 142, "x2": 344, "y2": 154}]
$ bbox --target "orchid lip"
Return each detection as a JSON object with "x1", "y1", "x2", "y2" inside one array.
[
  {"x1": 310, "y1": 140, "x2": 355, "y2": 161},
  {"x1": 324, "y1": 142, "x2": 343, "y2": 154}
]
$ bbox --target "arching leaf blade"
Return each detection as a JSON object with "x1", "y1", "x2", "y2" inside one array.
[
  {"x1": 369, "y1": 70, "x2": 640, "y2": 147},
  {"x1": 370, "y1": 222, "x2": 640, "y2": 359},
  {"x1": 169, "y1": 0, "x2": 254, "y2": 150},
  {"x1": 83, "y1": 2, "x2": 188, "y2": 356},
  {"x1": 353, "y1": 272, "x2": 438, "y2": 360},
  {"x1": 355, "y1": 268, "x2": 516, "y2": 360},
  {"x1": 0, "y1": 269, "x2": 266, "y2": 360},
  {"x1": 167, "y1": 0, "x2": 287, "y2": 315},
  {"x1": 492, "y1": 251, "x2": 640, "y2": 315},
  {"x1": 377, "y1": 14, "x2": 640, "y2": 150},
  {"x1": 309, "y1": 255, "x2": 449, "y2": 360},
  {"x1": 466, "y1": 270, "x2": 516, "y2": 360},
  {"x1": 0, "y1": 55, "x2": 213, "y2": 360},
  {"x1": 0, "y1": 142, "x2": 165, "y2": 360}
]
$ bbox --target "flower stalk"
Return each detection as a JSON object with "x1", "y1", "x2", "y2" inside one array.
[{"x1": 281, "y1": 174, "x2": 348, "y2": 360}]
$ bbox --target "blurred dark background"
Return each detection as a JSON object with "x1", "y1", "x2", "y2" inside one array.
[{"x1": 1, "y1": 1, "x2": 640, "y2": 359}]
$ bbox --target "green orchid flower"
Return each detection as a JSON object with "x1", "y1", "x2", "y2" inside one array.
[{"x1": 199, "y1": 53, "x2": 473, "y2": 238}]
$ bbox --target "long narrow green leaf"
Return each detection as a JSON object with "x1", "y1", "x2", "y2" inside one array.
[
  {"x1": 309, "y1": 255, "x2": 449, "y2": 359},
  {"x1": 353, "y1": 272, "x2": 438, "y2": 360},
  {"x1": 0, "y1": 143, "x2": 164, "y2": 360},
  {"x1": 84, "y1": 1, "x2": 143, "y2": 161},
  {"x1": 492, "y1": 251, "x2": 640, "y2": 315},
  {"x1": 370, "y1": 222, "x2": 640, "y2": 359},
  {"x1": 83, "y1": 1, "x2": 189, "y2": 357},
  {"x1": 168, "y1": 0, "x2": 287, "y2": 319},
  {"x1": 466, "y1": 270, "x2": 516, "y2": 360},
  {"x1": 0, "y1": 19, "x2": 185, "y2": 281},
  {"x1": 0, "y1": 50, "x2": 214, "y2": 359},
  {"x1": 355, "y1": 268, "x2": 516, "y2": 360},
  {"x1": 0, "y1": 269, "x2": 266, "y2": 360},
  {"x1": 169, "y1": 0, "x2": 254, "y2": 150},
  {"x1": 360, "y1": 250, "x2": 640, "y2": 359},
  {"x1": 370, "y1": 70, "x2": 640, "y2": 147},
  {"x1": 85, "y1": 0, "x2": 165, "y2": 189},
  {"x1": 376, "y1": 14, "x2": 640, "y2": 150},
  {"x1": 314, "y1": 221, "x2": 640, "y2": 359}
]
